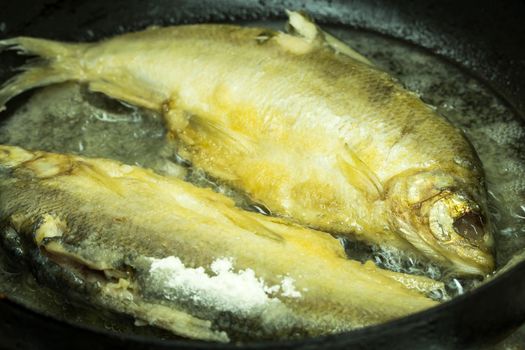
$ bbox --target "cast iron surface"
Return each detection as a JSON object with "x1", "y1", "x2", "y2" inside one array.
[{"x1": 0, "y1": 0, "x2": 524, "y2": 349}]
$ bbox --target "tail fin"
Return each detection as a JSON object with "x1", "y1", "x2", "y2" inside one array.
[{"x1": 0, "y1": 37, "x2": 86, "y2": 111}]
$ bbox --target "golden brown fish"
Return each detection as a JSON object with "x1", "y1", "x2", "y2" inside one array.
[
  {"x1": 0, "y1": 145, "x2": 442, "y2": 342},
  {"x1": 0, "y1": 12, "x2": 494, "y2": 275}
]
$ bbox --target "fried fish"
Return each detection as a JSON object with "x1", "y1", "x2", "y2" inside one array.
[
  {"x1": 0, "y1": 12, "x2": 494, "y2": 275},
  {"x1": 0, "y1": 145, "x2": 443, "y2": 341}
]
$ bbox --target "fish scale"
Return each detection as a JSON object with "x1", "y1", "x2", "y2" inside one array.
[
  {"x1": 0, "y1": 12, "x2": 493, "y2": 274},
  {"x1": 0, "y1": 145, "x2": 442, "y2": 341}
]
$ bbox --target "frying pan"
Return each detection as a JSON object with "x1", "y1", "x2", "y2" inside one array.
[{"x1": 1, "y1": 0, "x2": 525, "y2": 349}]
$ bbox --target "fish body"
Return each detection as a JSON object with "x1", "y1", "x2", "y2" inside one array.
[
  {"x1": 0, "y1": 145, "x2": 441, "y2": 341},
  {"x1": 0, "y1": 12, "x2": 494, "y2": 274}
]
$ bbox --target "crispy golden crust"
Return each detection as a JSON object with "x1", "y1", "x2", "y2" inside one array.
[
  {"x1": 0, "y1": 13, "x2": 493, "y2": 274},
  {"x1": 0, "y1": 145, "x2": 440, "y2": 340}
]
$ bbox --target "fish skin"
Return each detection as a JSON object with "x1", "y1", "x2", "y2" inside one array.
[
  {"x1": 0, "y1": 145, "x2": 442, "y2": 341},
  {"x1": 0, "y1": 13, "x2": 494, "y2": 275}
]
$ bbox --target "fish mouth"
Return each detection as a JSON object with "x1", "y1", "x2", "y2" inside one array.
[
  {"x1": 443, "y1": 249, "x2": 495, "y2": 276},
  {"x1": 425, "y1": 236, "x2": 495, "y2": 276},
  {"x1": 395, "y1": 217, "x2": 494, "y2": 277},
  {"x1": 422, "y1": 232, "x2": 495, "y2": 276}
]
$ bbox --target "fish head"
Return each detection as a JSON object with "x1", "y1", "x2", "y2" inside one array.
[{"x1": 387, "y1": 170, "x2": 494, "y2": 276}]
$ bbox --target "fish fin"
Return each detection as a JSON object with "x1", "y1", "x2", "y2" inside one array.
[
  {"x1": 132, "y1": 301, "x2": 229, "y2": 342},
  {"x1": 188, "y1": 114, "x2": 254, "y2": 154},
  {"x1": 39, "y1": 238, "x2": 229, "y2": 342},
  {"x1": 321, "y1": 31, "x2": 373, "y2": 66},
  {"x1": 161, "y1": 94, "x2": 253, "y2": 154},
  {"x1": 222, "y1": 208, "x2": 283, "y2": 242},
  {"x1": 337, "y1": 144, "x2": 383, "y2": 199},
  {"x1": 33, "y1": 214, "x2": 66, "y2": 247},
  {"x1": 0, "y1": 37, "x2": 76, "y2": 57},
  {"x1": 277, "y1": 10, "x2": 322, "y2": 54},
  {"x1": 285, "y1": 10, "x2": 373, "y2": 66},
  {"x1": 362, "y1": 260, "x2": 446, "y2": 297},
  {"x1": 99, "y1": 286, "x2": 230, "y2": 342},
  {"x1": 88, "y1": 80, "x2": 162, "y2": 111},
  {"x1": 0, "y1": 37, "x2": 86, "y2": 111},
  {"x1": 74, "y1": 161, "x2": 126, "y2": 197},
  {"x1": 285, "y1": 10, "x2": 320, "y2": 43}
]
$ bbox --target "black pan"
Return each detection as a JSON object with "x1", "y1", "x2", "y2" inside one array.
[{"x1": 1, "y1": 0, "x2": 525, "y2": 349}]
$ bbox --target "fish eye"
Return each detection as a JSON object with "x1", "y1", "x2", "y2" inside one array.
[
  {"x1": 453, "y1": 212, "x2": 485, "y2": 241},
  {"x1": 427, "y1": 193, "x2": 485, "y2": 243}
]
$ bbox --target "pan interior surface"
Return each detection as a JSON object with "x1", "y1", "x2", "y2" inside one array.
[{"x1": 0, "y1": 16, "x2": 524, "y2": 345}]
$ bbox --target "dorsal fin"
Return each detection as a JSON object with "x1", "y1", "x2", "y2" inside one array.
[
  {"x1": 285, "y1": 10, "x2": 373, "y2": 66},
  {"x1": 321, "y1": 31, "x2": 373, "y2": 66},
  {"x1": 285, "y1": 10, "x2": 320, "y2": 43}
]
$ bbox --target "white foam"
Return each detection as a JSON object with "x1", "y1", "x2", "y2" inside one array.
[{"x1": 148, "y1": 257, "x2": 301, "y2": 316}]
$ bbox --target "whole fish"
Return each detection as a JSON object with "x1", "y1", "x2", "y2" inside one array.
[
  {"x1": 0, "y1": 145, "x2": 442, "y2": 342},
  {"x1": 0, "y1": 12, "x2": 494, "y2": 275}
]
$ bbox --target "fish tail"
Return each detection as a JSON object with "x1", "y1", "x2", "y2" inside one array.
[{"x1": 0, "y1": 37, "x2": 86, "y2": 111}]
